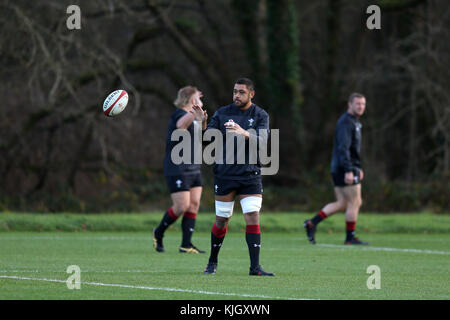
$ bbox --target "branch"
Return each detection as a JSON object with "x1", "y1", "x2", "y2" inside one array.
[{"x1": 146, "y1": 0, "x2": 227, "y2": 102}]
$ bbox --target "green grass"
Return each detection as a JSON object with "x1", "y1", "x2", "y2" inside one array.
[
  {"x1": 0, "y1": 230, "x2": 449, "y2": 300},
  {"x1": 0, "y1": 212, "x2": 449, "y2": 234}
]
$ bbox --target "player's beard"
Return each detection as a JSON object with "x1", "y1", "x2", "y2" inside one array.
[{"x1": 235, "y1": 97, "x2": 249, "y2": 108}]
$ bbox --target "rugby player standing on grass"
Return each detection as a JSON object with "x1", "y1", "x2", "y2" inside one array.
[
  {"x1": 304, "y1": 93, "x2": 369, "y2": 245},
  {"x1": 153, "y1": 86, "x2": 208, "y2": 254},
  {"x1": 203, "y1": 78, "x2": 275, "y2": 276}
]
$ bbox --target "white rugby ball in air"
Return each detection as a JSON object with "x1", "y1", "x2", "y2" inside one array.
[{"x1": 103, "y1": 90, "x2": 129, "y2": 117}]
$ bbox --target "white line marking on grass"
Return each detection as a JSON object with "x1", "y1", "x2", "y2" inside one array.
[
  {"x1": 0, "y1": 275, "x2": 314, "y2": 300},
  {"x1": 317, "y1": 244, "x2": 450, "y2": 255},
  {"x1": 0, "y1": 270, "x2": 40, "y2": 273},
  {"x1": 81, "y1": 270, "x2": 164, "y2": 273},
  {"x1": 0, "y1": 270, "x2": 164, "y2": 274},
  {"x1": 0, "y1": 236, "x2": 150, "y2": 241}
]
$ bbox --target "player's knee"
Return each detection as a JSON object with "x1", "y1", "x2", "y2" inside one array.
[
  {"x1": 189, "y1": 199, "x2": 200, "y2": 212},
  {"x1": 173, "y1": 202, "x2": 190, "y2": 215},
  {"x1": 338, "y1": 200, "x2": 347, "y2": 211},
  {"x1": 215, "y1": 200, "x2": 235, "y2": 219},
  {"x1": 215, "y1": 216, "x2": 229, "y2": 229},
  {"x1": 244, "y1": 211, "x2": 260, "y2": 225},
  {"x1": 351, "y1": 196, "x2": 362, "y2": 207},
  {"x1": 357, "y1": 197, "x2": 363, "y2": 208},
  {"x1": 348, "y1": 199, "x2": 362, "y2": 210},
  {"x1": 240, "y1": 196, "x2": 262, "y2": 214}
]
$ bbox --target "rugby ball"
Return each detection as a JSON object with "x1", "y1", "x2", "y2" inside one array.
[
  {"x1": 224, "y1": 119, "x2": 235, "y2": 128},
  {"x1": 103, "y1": 90, "x2": 129, "y2": 117}
]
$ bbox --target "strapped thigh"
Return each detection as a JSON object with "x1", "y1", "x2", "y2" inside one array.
[
  {"x1": 240, "y1": 196, "x2": 262, "y2": 214},
  {"x1": 215, "y1": 200, "x2": 235, "y2": 218}
]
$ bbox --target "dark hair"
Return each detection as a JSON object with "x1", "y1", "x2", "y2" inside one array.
[
  {"x1": 235, "y1": 78, "x2": 255, "y2": 91},
  {"x1": 348, "y1": 92, "x2": 365, "y2": 103}
]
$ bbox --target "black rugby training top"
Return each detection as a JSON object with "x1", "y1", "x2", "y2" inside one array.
[
  {"x1": 163, "y1": 108, "x2": 201, "y2": 176},
  {"x1": 330, "y1": 112, "x2": 362, "y2": 174},
  {"x1": 206, "y1": 103, "x2": 269, "y2": 180}
]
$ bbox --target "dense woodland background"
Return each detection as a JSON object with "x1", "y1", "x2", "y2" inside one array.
[{"x1": 0, "y1": 0, "x2": 448, "y2": 213}]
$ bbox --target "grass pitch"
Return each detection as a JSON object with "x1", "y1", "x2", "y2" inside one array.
[{"x1": 0, "y1": 230, "x2": 449, "y2": 300}]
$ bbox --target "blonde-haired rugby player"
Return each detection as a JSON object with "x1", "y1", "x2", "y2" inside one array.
[{"x1": 153, "y1": 86, "x2": 207, "y2": 254}]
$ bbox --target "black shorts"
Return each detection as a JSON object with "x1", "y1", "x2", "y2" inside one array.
[
  {"x1": 214, "y1": 176, "x2": 263, "y2": 196},
  {"x1": 331, "y1": 169, "x2": 361, "y2": 187},
  {"x1": 165, "y1": 173, "x2": 202, "y2": 194}
]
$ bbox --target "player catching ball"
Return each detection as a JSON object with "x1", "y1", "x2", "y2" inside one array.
[
  {"x1": 304, "y1": 93, "x2": 369, "y2": 245},
  {"x1": 153, "y1": 86, "x2": 208, "y2": 254},
  {"x1": 203, "y1": 78, "x2": 275, "y2": 276}
]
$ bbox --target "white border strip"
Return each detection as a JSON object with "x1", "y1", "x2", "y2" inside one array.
[{"x1": 0, "y1": 275, "x2": 314, "y2": 300}]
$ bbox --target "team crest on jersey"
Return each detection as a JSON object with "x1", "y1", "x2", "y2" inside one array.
[{"x1": 248, "y1": 118, "x2": 254, "y2": 127}]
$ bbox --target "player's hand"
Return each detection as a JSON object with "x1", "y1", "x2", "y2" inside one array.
[
  {"x1": 344, "y1": 172, "x2": 354, "y2": 185},
  {"x1": 191, "y1": 105, "x2": 205, "y2": 121},
  {"x1": 359, "y1": 169, "x2": 364, "y2": 181},
  {"x1": 224, "y1": 121, "x2": 249, "y2": 138},
  {"x1": 202, "y1": 110, "x2": 208, "y2": 122}
]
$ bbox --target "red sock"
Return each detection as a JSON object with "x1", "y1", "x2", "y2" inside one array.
[
  {"x1": 212, "y1": 223, "x2": 227, "y2": 238},
  {"x1": 318, "y1": 210, "x2": 327, "y2": 219},
  {"x1": 346, "y1": 221, "x2": 356, "y2": 241},
  {"x1": 245, "y1": 225, "x2": 261, "y2": 269},
  {"x1": 346, "y1": 221, "x2": 356, "y2": 231},
  {"x1": 167, "y1": 207, "x2": 179, "y2": 221},
  {"x1": 209, "y1": 223, "x2": 227, "y2": 264},
  {"x1": 245, "y1": 224, "x2": 261, "y2": 234},
  {"x1": 183, "y1": 211, "x2": 197, "y2": 219},
  {"x1": 181, "y1": 212, "x2": 197, "y2": 247},
  {"x1": 155, "y1": 208, "x2": 179, "y2": 236},
  {"x1": 311, "y1": 210, "x2": 327, "y2": 225}
]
